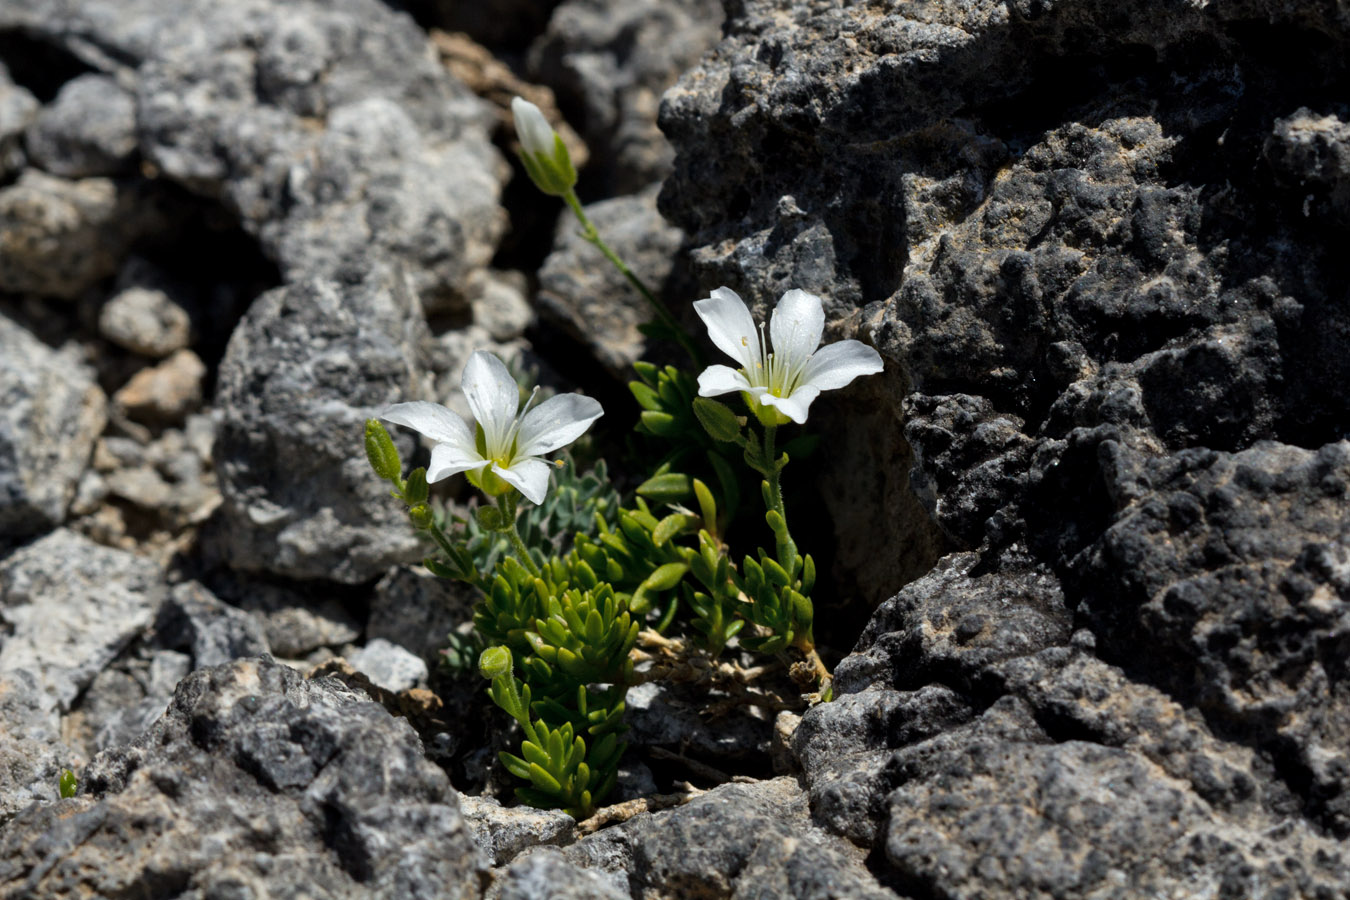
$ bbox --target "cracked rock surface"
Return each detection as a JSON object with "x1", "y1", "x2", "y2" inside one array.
[{"x1": 660, "y1": 0, "x2": 1350, "y2": 895}]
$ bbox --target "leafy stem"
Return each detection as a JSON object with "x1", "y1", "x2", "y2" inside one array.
[
  {"x1": 759, "y1": 425, "x2": 798, "y2": 574},
  {"x1": 498, "y1": 491, "x2": 543, "y2": 579}
]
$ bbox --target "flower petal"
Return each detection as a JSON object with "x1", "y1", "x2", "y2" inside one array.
[
  {"x1": 461, "y1": 351, "x2": 520, "y2": 455},
  {"x1": 769, "y1": 289, "x2": 825, "y2": 375},
  {"x1": 759, "y1": 385, "x2": 821, "y2": 425},
  {"x1": 798, "y1": 339, "x2": 884, "y2": 391},
  {"x1": 511, "y1": 97, "x2": 556, "y2": 158},
  {"x1": 515, "y1": 393, "x2": 604, "y2": 458},
  {"x1": 697, "y1": 364, "x2": 753, "y2": 397},
  {"x1": 380, "y1": 401, "x2": 474, "y2": 449},
  {"x1": 494, "y1": 457, "x2": 553, "y2": 505},
  {"x1": 694, "y1": 287, "x2": 760, "y2": 370},
  {"x1": 427, "y1": 443, "x2": 487, "y2": 483}
]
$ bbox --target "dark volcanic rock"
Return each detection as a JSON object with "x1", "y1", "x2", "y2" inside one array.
[
  {"x1": 663, "y1": 0, "x2": 1350, "y2": 894},
  {"x1": 0, "y1": 656, "x2": 486, "y2": 899}
]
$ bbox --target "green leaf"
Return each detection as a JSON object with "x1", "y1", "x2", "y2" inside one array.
[
  {"x1": 423, "y1": 556, "x2": 460, "y2": 580},
  {"x1": 639, "y1": 411, "x2": 682, "y2": 437},
  {"x1": 692, "y1": 479, "x2": 717, "y2": 532},
  {"x1": 59, "y1": 769, "x2": 76, "y2": 799},
  {"x1": 642, "y1": 562, "x2": 688, "y2": 593},
  {"x1": 692, "y1": 398, "x2": 742, "y2": 443},
  {"x1": 652, "y1": 513, "x2": 691, "y2": 547},
  {"x1": 632, "y1": 360, "x2": 659, "y2": 385},
  {"x1": 636, "y1": 472, "x2": 692, "y2": 502},
  {"x1": 629, "y1": 381, "x2": 660, "y2": 410},
  {"x1": 500, "y1": 752, "x2": 532, "y2": 781},
  {"x1": 528, "y1": 762, "x2": 563, "y2": 794}
]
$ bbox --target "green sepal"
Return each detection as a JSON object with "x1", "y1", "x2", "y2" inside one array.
[
  {"x1": 364, "y1": 419, "x2": 402, "y2": 482},
  {"x1": 404, "y1": 467, "x2": 429, "y2": 504},
  {"x1": 477, "y1": 505, "x2": 504, "y2": 531}
]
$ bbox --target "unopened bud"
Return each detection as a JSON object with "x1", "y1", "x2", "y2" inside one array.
[
  {"x1": 511, "y1": 97, "x2": 577, "y2": 197},
  {"x1": 478, "y1": 645, "x2": 512, "y2": 680},
  {"x1": 364, "y1": 419, "x2": 402, "y2": 481}
]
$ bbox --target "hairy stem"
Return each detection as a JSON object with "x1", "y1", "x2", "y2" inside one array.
[
  {"x1": 499, "y1": 492, "x2": 542, "y2": 578},
  {"x1": 761, "y1": 426, "x2": 798, "y2": 572}
]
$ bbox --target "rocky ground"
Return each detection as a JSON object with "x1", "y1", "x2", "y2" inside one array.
[{"x1": 0, "y1": 0, "x2": 1347, "y2": 898}]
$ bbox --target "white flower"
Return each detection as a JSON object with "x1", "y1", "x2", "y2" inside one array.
[
  {"x1": 694, "y1": 287, "x2": 884, "y2": 425},
  {"x1": 511, "y1": 96, "x2": 576, "y2": 196},
  {"x1": 381, "y1": 351, "x2": 602, "y2": 505}
]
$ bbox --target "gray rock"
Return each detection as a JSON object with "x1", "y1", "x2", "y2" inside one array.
[
  {"x1": 0, "y1": 529, "x2": 166, "y2": 712},
  {"x1": 0, "y1": 312, "x2": 107, "y2": 536},
  {"x1": 0, "y1": 656, "x2": 487, "y2": 899},
  {"x1": 68, "y1": 648, "x2": 192, "y2": 756},
  {"x1": 470, "y1": 269, "x2": 535, "y2": 343},
  {"x1": 529, "y1": 0, "x2": 723, "y2": 194},
  {"x1": 563, "y1": 778, "x2": 897, "y2": 900},
  {"x1": 0, "y1": 64, "x2": 36, "y2": 178},
  {"x1": 213, "y1": 269, "x2": 432, "y2": 583},
  {"x1": 0, "y1": 669, "x2": 77, "y2": 827},
  {"x1": 881, "y1": 698, "x2": 1350, "y2": 900},
  {"x1": 492, "y1": 848, "x2": 627, "y2": 900},
  {"x1": 0, "y1": 171, "x2": 170, "y2": 299},
  {"x1": 156, "y1": 581, "x2": 270, "y2": 670},
  {"x1": 536, "y1": 185, "x2": 687, "y2": 376},
  {"x1": 25, "y1": 74, "x2": 138, "y2": 177},
  {"x1": 3, "y1": 0, "x2": 509, "y2": 311},
  {"x1": 460, "y1": 795, "x2": 575, "y2": 867},
  {"x1": 369, "y1": 565, "x2": 477, "y2": 666},
  {"x1": 348, "y1": 638, "x2": 428, "y2": 693},
  {"x1": 98, "y1": 284, "x2": 194, "y2": 357}
]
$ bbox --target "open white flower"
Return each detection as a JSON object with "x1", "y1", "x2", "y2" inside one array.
[
  {"x1": 694, "y1": 287, "x2": 884, "y2": 425},
  {"x1": 381, "y1": 351, "x2": 602, "y2": 505}
]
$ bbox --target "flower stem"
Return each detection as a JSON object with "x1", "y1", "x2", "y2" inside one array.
[
  {"x1": 499, "y1": 492, "x2": 542, "y2": 578},
  {"x1": 562, "y1": 189, "x2": 702, "y2": 366},
  {"x1": 761, "y1": 426, "x2": 798, "y2": 572}
]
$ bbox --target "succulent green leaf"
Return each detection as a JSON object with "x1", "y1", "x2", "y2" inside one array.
[
  {"x1": 643, "y1": 562, "x2": 688, "y2": 593},
  {"x1": 636, "y1": 472, "x2": 692, "y2": 502}
]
